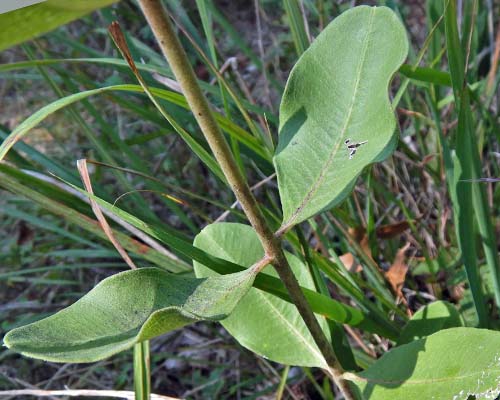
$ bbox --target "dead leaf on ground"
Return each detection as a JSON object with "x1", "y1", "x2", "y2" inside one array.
[
  {"x1": 349, "y1": 220, "x2": 411, "y2": 241},
  {"x1": 376, "y1": 220, "x2": 411, "y2": 239},
  {"x1": 385, "y1": 242, "x2": 411, "y2": 301},
  {"x1": 339, "y1": 252, "x2": 362, "y2": 273}
]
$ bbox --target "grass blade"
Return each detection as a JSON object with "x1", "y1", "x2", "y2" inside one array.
[
  {"x1": 0, "y1": 164, "x2": 189, "y2": 272},
  {"x1": 444, "y1": 0, "x2": 488, "y2": 326},
  {"x1": 283, "y1": 0, "x2": 310, "y2": 56}
]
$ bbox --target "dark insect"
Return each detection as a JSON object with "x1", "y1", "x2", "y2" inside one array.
[{"x1": 344, "y1": 138, "x2": 368, "y2": 159}]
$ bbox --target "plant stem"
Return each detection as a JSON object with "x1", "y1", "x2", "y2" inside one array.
[
  {"x1": 137, "y1": 1, "x2": 355, "y2": 397},
  {"x1": 138, "y1": 0, "x2": 273, "y2": 249}
]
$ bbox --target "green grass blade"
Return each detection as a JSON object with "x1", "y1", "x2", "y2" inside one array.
[
  {"x1": 444, "y1": 0, "x2": 464, "y2": 98},
  {"x1": 134, "y1": 341, "x2": 151, "y2": 400},
  {"x1": 0, "y1": 0, "x2": 118, "y2": 52},
  {"x1": 444, "y1": 0, "x2": 488, "y2": 326},
  {"x1": 283, "y1": 0, "x2": 310, "y2": 56},
  {"x1": 0, "y1": 165, "x2": 189, "y2": 272},
  {"x1": 0, "y1": 59, "x2": 269, "y2": 160},
  {"x1": 22, "y1": 44, "x2": 161, "y2": 224}
]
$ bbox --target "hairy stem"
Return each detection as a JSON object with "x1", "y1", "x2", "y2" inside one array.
[{"x1": 137, "y1": 1, "x2": 355, "y2": 397}]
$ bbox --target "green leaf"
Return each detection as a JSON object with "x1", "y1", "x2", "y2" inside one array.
[
  {"x1": 72, "y1": 184, "x2": 399, "y2": 338},
  {"x1": 346, "y1": 327, "x2": 500, "y2": 400},
  {"x1": 0, "y1": 0, "x2": 118, "y2": 52},
  {"x1": 274, "y1": 6, "x2": 408, "y2": 229},
  {"x1": 1, "y1": 162, "x2": 398, "y2": 339},
  {"x1": 194, "y1": 223, "x2": 330, "y2": 368},
  {"x1": 397, "y1": 301, "x2": 463, "y2": 345},
  {"x1": 3, "y1": 267, "x2": 257, "y2": 363},
  {"x1": 398, "y1": 65, "x2": 452, "y2": 87}
]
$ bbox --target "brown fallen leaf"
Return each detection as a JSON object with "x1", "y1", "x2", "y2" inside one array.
[
  {"x1": 360, "y1": 235, "x2": 374, "y2": 261},
  {"x1": 339, "y1": 252, "x2": 362, "y2": 273},
  {"x1": 348, "y1": 220, "x2": 411, "y2": 241},
  {"x1": 385, "y1": 242, "x2": 411, "y2": 301},
  {"x1": 344, "y1": 231, "x2": 377, "y2": 273},
  {"x1": 376, "y1": 220, "x2": 411, "y2": 239}
]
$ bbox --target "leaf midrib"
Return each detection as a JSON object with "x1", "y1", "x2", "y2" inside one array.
[
  {"x1": 191, "y1": 271, "x2": 255, "y2": 316},
  {"x1": 281, "y1": 8, "x2": 376, "y2": 230},
  {"x1": 256, "y1": 288, "x2": 326, "y2": 367}
]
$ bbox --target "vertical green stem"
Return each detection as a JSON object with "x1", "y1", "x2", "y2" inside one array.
[
  {"x1": 136, "y1": 1, "x2": 356, "y2": 397},
  {"x1": 134, "y1": 341, "x2": 151, "y2": 400}
]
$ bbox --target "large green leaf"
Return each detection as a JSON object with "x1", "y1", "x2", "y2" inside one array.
[
  {"x1": 397, "y1": 301, "x2": 463, "y2": 345},
  {"x1": 3, "y1": 267, "x2": 257, "y2": 363},
  {"x1": 194, "y1": 223, "x2": 330, "y2": 368},
  {"x1": 346, "y1": 327, "x2": 500, "y2": 399},
  {"x1": 274, "y1": 6, "x2": 408, "y2": 229},
  {"x1": 0, "y1": 0, "x2": 118, "y2": 52}
]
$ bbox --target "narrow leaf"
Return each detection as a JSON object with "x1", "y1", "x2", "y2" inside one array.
[
  {"x1": 274, "y1": 6, "x2": 408, "y2": 229},
  {"x1": 134, "y1": 341, "x2": 151, "y2": 400},
  {"x1": 0, "y1": 84, "x2": 265, "y2": 165},
  {"x1": 108, "y1": 22, "x2": 226, "y2": 182},
  {"x1": 283, "y1": 0, "x2": 310, "y2": 56},
  {"x1": 3, "y1": 267, "x2": 257, "y2": 363},
  {"x1": 444, "y1": 0, "x2": 489, "y2": 325}
]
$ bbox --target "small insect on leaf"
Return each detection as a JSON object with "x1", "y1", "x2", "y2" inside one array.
[{"x1": 344, "y1": 139, "x2": 368, "y2": 159}]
